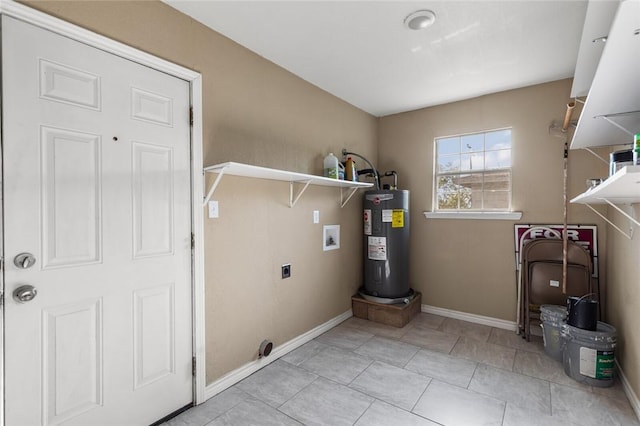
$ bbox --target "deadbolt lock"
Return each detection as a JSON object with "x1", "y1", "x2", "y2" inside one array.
[{"x1": 14, "y1": 253, "x2": 36, "y2": 269}]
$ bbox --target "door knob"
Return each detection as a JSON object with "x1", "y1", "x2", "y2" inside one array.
[
  {"x1": 13, "y1": 285, "x2": 37, "y2": 303},
  {"x1": 14, "y1": 253, "x2": 36, "y2": 269}
]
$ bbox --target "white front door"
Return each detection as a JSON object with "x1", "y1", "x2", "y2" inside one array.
[{"x1": 2, "y1": 16, "x2": 193, "y2": 425}]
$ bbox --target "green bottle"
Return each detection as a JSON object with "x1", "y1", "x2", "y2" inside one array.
[{"x1": 635, "y1": 134, "x2": 640, "y2": 166}]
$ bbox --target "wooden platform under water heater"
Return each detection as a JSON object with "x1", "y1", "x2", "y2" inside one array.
[{"x1": 352, "y1": 291, "x2": 421, "y2": 328}]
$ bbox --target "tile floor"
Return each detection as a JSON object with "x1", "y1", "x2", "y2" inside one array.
[{"x1": 165, "y1": 313, "x2": 639, "y2": 426}]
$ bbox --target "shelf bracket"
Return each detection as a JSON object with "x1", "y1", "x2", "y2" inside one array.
[
  {"x1": 340, "y1": 187, "x2": 360, "y2": 208},
  {"x1": 584, "y1": 200, "x2": 638, "y2": 240},
  {"x1": 203, "y1": 166, "x2": 228, "y2": 207},
  {"x1": 594, "y1": 110, "x2": 640, "y2": 136},
  {"x1": 580, "y1": 147, "x2": 609, "y2": 165},
  {"x1": 289, "y1": 180, "x2": 312, "y2": 208},
  {"x1": 603, "y1": 199, "x2": 639, "y2": 239}
]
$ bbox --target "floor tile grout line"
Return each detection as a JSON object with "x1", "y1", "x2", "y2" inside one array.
[
  {"x1": 547, "y1": 379, "x2": 554, "y2": 417},
  {"x1": 399, "y1": 346, "x2": 422, "y2": 369},
  {"x1": 277, "y1": 374, "x2": 321, "y2": 409},
  {"x1": 467, "y1": 361, "x2": 480, "y2": 390},
  {"x1": 498, "y1": 400, "x2": 507, "y2": 426},
  {"x1": 350, "y1": 398, "x2": 376, "y2": 426},
  {"x1": 409, "y1": 377, "x2": 432, "y2": 413},
  {"x1": 275, "y1": 375, "x2": 323, "y2": 424},
  {"x1": 348, "y1": 389, "x2": 425, "y2": 421},
  {"x1": 509, "y1": 347, "x2": 518, "y2": 372},
  {"x1": 410, "y1": 380, "x2": 453, "y2": 425},
  {"x1": 275, "y1": 406, "x2": 305, "y2": 426},
  {"x1": 345, "y1": 358, "x2": 375, "y2": 386}
]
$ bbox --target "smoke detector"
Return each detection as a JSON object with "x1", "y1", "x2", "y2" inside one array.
[{"x1": 404, "y1": 10, "x2": 436, "y2": 31}]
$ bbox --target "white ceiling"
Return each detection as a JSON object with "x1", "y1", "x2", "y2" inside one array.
[{"x1": 165, "y1": 1, "x2": 592, "y2": 117}]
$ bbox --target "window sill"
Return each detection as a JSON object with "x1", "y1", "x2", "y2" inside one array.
[{"x1": 423, "y1": 211, "x2": 523, "y2": 220}]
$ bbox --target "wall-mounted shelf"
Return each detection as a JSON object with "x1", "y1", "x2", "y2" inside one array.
[
  {"x1": 570, "y1": 0, "x2": 640, "y2": 149},
  {"x1": 203, "y1": 162, "x2": 373, "y2": 208},
  {"x1": 570, "y1": 165, "x2": 640, "y2": 239}
]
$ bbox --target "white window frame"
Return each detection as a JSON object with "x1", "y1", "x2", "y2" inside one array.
[{"x1": 425, "y1": 128, "x2": 522, "y2": 221}]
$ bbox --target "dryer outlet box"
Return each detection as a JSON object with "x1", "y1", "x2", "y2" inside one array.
[{"x1": 282, "y1": 264, "x2": 291, "y2": 279}]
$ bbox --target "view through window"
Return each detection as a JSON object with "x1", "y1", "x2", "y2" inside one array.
[{"x1": 435, "y1": 128, "x2": 512, "y2": 211}]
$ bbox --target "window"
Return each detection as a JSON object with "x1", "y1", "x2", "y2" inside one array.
[{"x1": 435, "y1": 128, "x2": 512, "y2": 211}]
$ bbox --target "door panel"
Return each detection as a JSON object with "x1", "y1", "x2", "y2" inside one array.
[
  {"x1": 3, "y1": 16, "x2": 193, "y2": 425},
  {"x1": 133, "y1": 284, "x2": 175, "y2": 389},
  {"x1": 131, "y1": 88, "x2": 173, "y2": 126},
  {"x1": 39, "y1": 59, "x2": 101, "y2": 111},
  {"x1": 132, "y1": 142, "x2": 174, "y2": 258},
  {"x1": 41, "y1": 126, "x2": 102, "y2": 268},
  {"x1": 42, "y1": 299, "x2": 103, "y2": 425}
]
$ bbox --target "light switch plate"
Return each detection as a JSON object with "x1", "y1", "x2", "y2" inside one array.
[
  {"x1": 208, "y1": 200, "x2": 219, "y2": 218},
  {"x1": 313, "y1": 210, "x2": 320, "y2": 224}
]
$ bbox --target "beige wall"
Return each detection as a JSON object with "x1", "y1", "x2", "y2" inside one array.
[
  {"x1": 606, "y1": 204, "x2": 640, "y2": 400},
  {"x1": 25, "y1": 0, "x2": 377, "y2": 383}
]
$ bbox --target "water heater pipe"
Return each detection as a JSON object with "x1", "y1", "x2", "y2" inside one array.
[
  {"x1": 342, "y1": 149, "x2": 380, "y2": 190},
  {"x1": 384, "y1": 171, "x2": 398, "y2": 190},
  {"x1": 562, "y1": 102, "x2": 576, "y2": 132}
]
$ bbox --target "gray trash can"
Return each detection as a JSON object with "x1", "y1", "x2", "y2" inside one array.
[{"x1": 540, "y1": 305, "x2": 567, "y2": 361}]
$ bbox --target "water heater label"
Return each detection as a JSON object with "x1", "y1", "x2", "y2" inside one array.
[
  {"x1": 392, "y1": 210, "x2": 404, "y2": 228},
  {"x1": 363, "y1": 209, "x2": 372, "y2": 235},
  {"x1": 368, "y1": 236, "x2": 387, "y2": 260},
  {"x1": 382, "y1": 209, "x2": 393, "y2": 222}
]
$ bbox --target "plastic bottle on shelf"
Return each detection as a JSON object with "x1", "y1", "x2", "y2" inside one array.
[
  {"x1": 634, "y1": 133, "x2": 640, "y2": 165},
  {"x1": 352, "y1": 158, "x2": 358, "y2": 182},
  {"x1": 338, "y1": 162, "x2": 345, "y2": 180},
  {"x1": 323, "y1": 153, "x2": 339, "y2": 179},
  {"x1": 345, "y1": 156, "x2": 357, "y2": 182}
]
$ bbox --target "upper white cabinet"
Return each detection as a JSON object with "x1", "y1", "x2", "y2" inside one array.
[
  {"x1": 570, "y1": 1, "x2": 619, "y2": 99},
  {"x1": 571, "y1": 0, "x2": 640, "y2": 149}
]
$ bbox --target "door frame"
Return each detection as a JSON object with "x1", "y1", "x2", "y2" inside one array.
[{"x1": 0, "y1": 0, "x2": 207, "y2": 419}]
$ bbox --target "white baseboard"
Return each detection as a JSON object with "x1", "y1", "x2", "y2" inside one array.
[
  {"x1": 617, "y1": 360, "x2": 640, "y2": 421},
  {"x1": 421, "y1": 304, "x2": 517, "y2": 331},
  {"x1": 203, "y1": 309, "x2": 352, "y2": 401}
]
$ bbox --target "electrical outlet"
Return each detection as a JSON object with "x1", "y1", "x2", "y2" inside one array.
[
  {"x1": 281, "y1": 264, "x2": 291, "y2": 279},
  {"x1": 313, "y1": 210, "x2": 320, "y2": 224}
]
